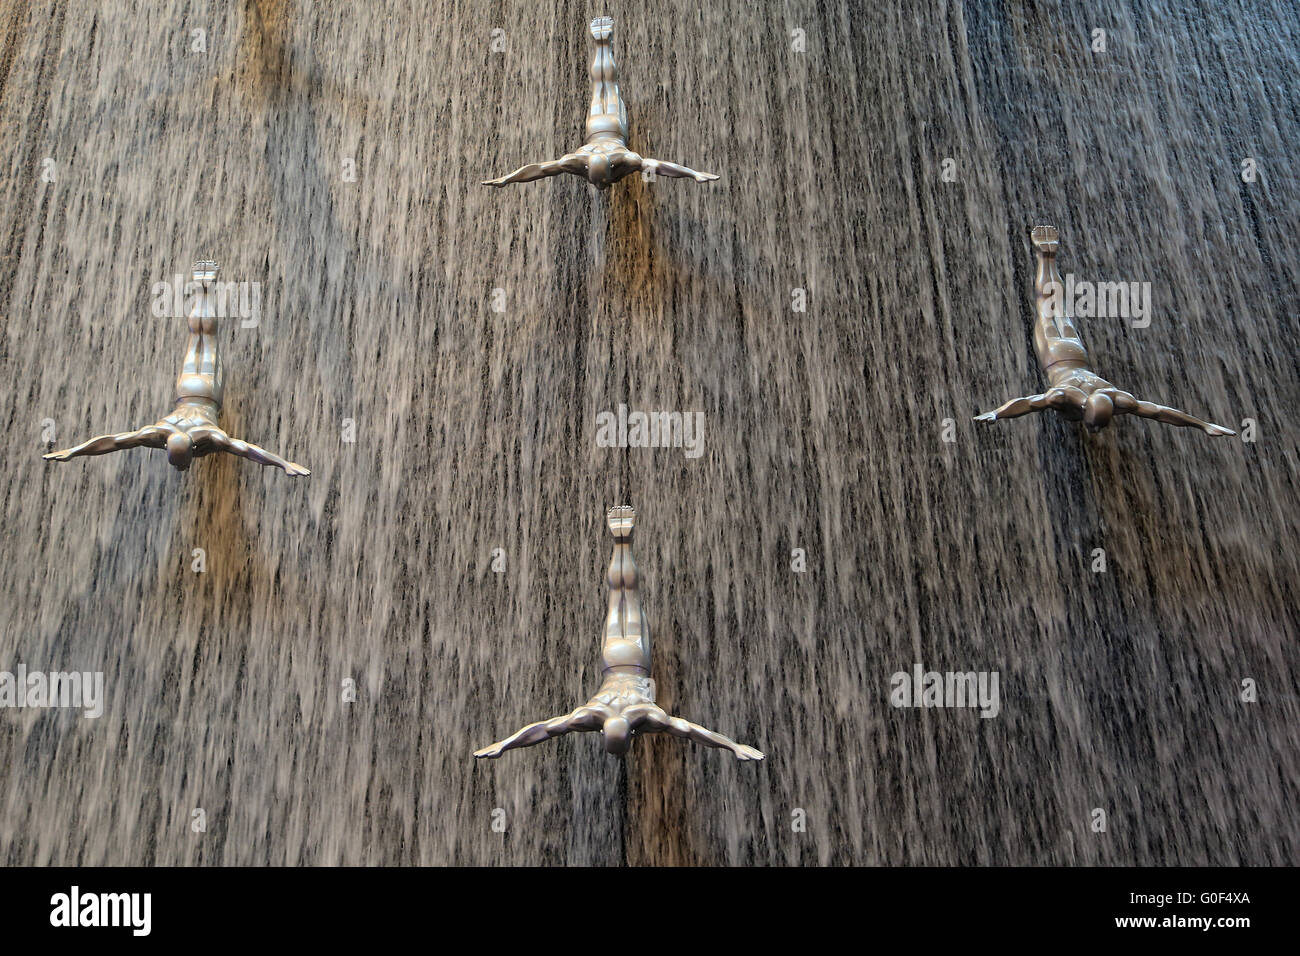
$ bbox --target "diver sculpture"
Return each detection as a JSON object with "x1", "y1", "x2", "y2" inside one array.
[
  {"x1": 43, "y1": 261, "x2": 309, "y2": 475},
  {"x1": 475, "y1": 506, "x2": 763, "y2": 760},
  {"x1": 482, "y1": 16, "x2": 719, "y2": 190},
  {"x1": 975, "y1": 226, "x2": 1234, "y2": 436}
]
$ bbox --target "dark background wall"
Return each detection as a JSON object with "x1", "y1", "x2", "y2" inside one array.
[{"x1": 0, "y1": 0, "x2": 1296, "y2": 865}]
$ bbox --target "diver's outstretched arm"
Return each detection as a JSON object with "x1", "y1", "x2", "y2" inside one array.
[
  {"x1": 44, "y1": 425, "x2": 169, "y2": 461},
  {"x1": 474, "y1": 706, "x2": 606, "y2": 758},
  {"x1": 641, "y1": 158, "x2": 719, "y2": 183},
  {"x1": 974, "y1": 389, "x2": 1072, "y2": 423},
  {"x1": 483, "y1": 155, "x2": 585, "y2": 186},
  {"x1": 1114, "y1": 393, "x2": 1235, "y2": 436},
  {"x1": 627, "y1": 704, "x2": 764, "y2": 760},
  {"x1": 193, "y1": 427, "x2": 310, "y2": 475}
]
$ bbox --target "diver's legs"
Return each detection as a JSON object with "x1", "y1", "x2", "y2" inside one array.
[
  {"x1": 177, "y1": 261, "x2": 222, "y2": 404},
  {"x1": 604, "y1": 541, "x2": 626, "y2": 644},
  {"x1": 586, "y1": 17, "x2": 627, "y2": 143},
  {"x1": 1030, "y1": 225, "x2": 1090, "y2": 371},
  {"x1": 603, "y1": 506, "x2": 649, "y2": 668}
]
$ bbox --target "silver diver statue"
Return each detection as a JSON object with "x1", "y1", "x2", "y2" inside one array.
[
  {"x1": 43, "y1": 261, "x2": 309, "y2": 476},
  {"x1": 475, "y1": 506, "x2": 764, "y2": 761},
  {"x1": 975, "y1": 225, "x2": 1234, "y2": 436},
  {"x1": 482, "y1": 16, "x2": 719, "y2": 190}
]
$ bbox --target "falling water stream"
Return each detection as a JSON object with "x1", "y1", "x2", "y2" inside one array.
[{"x1": 0, "y1": 0, "x2": 1297, "y2": 865}]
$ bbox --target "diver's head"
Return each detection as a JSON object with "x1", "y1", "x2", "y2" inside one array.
[
  {"x1": 602, "y1": 716, "x2": 631, "y2": 754},
  {"x1": 166, "y1": 432, "x2": 194, "y2": 470},
  {"x1": 587, "y1": 153, "x2": 611, "y2": 187},
  {"x1": 1084, "y1": 392, "x2": 1114, "y2": 432}
]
